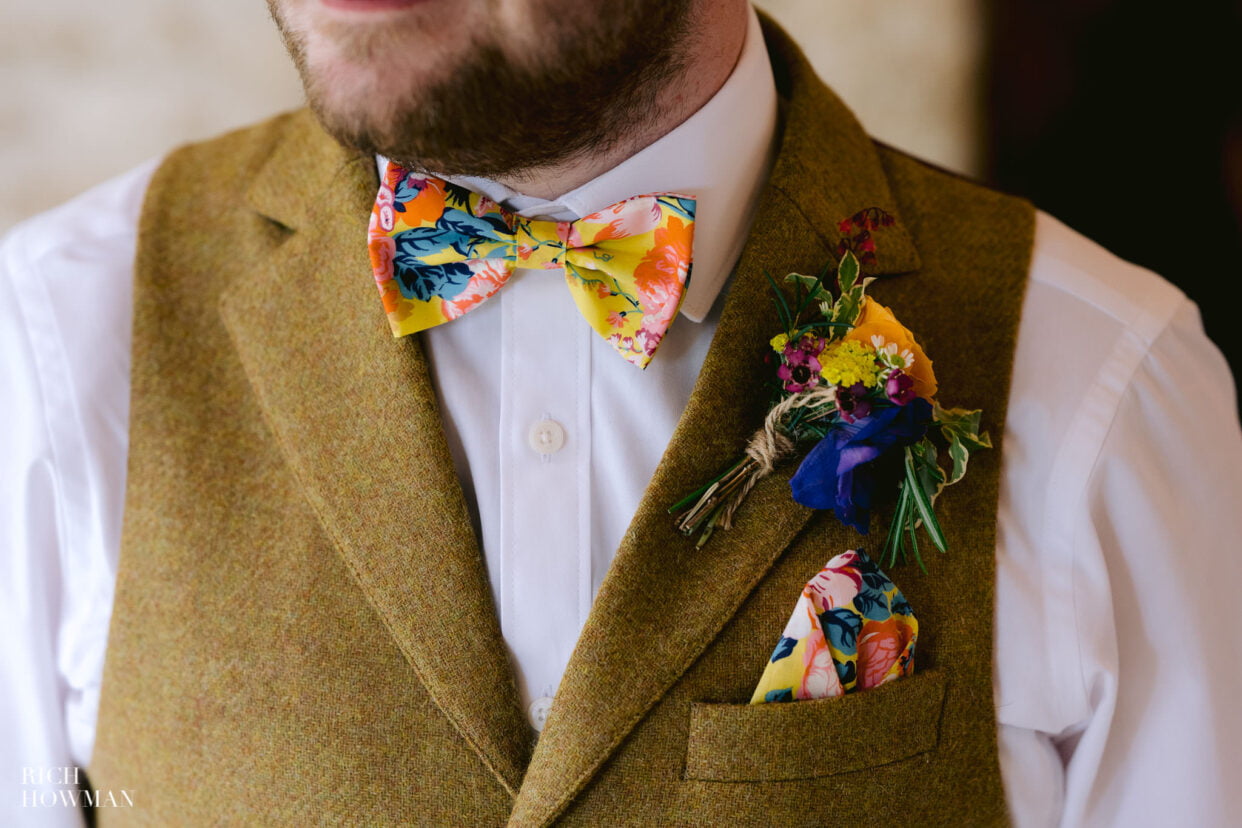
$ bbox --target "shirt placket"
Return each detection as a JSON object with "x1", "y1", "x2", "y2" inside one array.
[{"x1": 498, "y1": 260, "x2": 593, "y2": 732}]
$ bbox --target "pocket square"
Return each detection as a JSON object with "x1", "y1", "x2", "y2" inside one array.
[{"x1": 750, "y1": 548, "x2": 917, "y2": 704}]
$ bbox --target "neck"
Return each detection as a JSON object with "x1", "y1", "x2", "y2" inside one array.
[{"x1": 492, "y1": 0, "x2": 750, "y2": 201}]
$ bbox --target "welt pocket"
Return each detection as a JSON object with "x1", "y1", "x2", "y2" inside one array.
[{"x1": 683, "y1": 668, "x2": 947, "y2": 782}]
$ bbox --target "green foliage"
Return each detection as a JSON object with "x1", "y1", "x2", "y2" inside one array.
[
  {"x1": 883, "y1": 441, "x2": 948, "y2": 572},
  {"x1": 764, "y1": 270, "x2": 793, "y2": 332},
  {"x1": 910, "y1": 437, "x2": 947, "y2": 502},
  {"x1": 934, "y1": 403, "x2": 992, "y2": 486},
  {"x1": 686, "y1": 244, "x2": 994, "y2": 564},
  {"x1": 825, "y1": 252, "x2": 874, "y2": 329},
  {"x1": 785, "y1": 272, "x2": 832, "y2": 304},
  {"x1": 783, "y1": 252, "x2": 874, "y2": 328}
]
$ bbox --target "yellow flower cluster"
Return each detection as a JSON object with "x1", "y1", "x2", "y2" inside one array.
[
  {"x1": 769, "y1": 333, "x2": 789, "y2": 352},
  {"x1": 819, "y1": 340, "x2": 880, "y2": 388}
]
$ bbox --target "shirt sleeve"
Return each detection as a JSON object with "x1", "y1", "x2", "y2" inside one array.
[
  {"x1": 0, "y1": 160, "x2": 154, "y2": 826},
  {"x1": 1056, "y1": 300, "x2": 1242, "y2": 825},
  {"x1": 0, "y1": 225, "x2": 87, "y2": 827}
]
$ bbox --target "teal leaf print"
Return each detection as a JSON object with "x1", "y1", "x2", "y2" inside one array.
[{"x1": 770, "y1": 636, "x2": 798, "y2": 662}]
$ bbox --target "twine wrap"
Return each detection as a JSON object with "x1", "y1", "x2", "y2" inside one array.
[{"x1": 677, "y1": 385, "x2": 839, "y2": 538}]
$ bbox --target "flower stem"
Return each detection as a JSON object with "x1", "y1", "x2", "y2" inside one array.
[{"x1": 672, "y1": 456, "x2": 759, "y2": 538}]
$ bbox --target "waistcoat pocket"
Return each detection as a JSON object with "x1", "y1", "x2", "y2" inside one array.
[{"x1": 683, "y1": 668, "x2": 947, "y2": 782}]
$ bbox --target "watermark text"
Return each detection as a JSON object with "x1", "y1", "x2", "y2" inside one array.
[{"x1": 20, "y1": 767, "x2": 134, "y2": 809}]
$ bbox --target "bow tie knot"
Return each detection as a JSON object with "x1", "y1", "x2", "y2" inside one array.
[
  {"x1": 514, "y1": 219, "x2": 572, "y2": 269},
  {"x1": 366, "y1": 162, "x2": 696, "y2": 369}
]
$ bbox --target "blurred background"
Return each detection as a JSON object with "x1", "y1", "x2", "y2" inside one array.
[{"x1": 3, "y1": 0, "x2": 1239, "y2": 378}]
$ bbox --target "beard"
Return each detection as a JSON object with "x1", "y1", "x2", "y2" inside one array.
[{"x1": 268, "y1": 0, "x2": 694, "y2": 178}]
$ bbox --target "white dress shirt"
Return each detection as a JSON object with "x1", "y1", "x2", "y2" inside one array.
[{"x1": 4, "y1": 8, "x2": 1242, "y2": 826}]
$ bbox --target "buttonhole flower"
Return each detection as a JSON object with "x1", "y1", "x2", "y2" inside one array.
[
  {"x1": 885, "y1": 369, "x2": 916, "y2": 405},
  {"x1": 819, "y1": 340, "x2": 881, "y2": 389},
  {"x1": 835, "y1": 382, "x2": 873, "y2": 423},
  {"x1": 789, "y1": 398, "x2": 934, "y2": 534},
  {"x1": 778, "y1": 336, "x2": 826, "y2": 393}
]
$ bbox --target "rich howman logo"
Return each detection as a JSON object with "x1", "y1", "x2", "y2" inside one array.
[{"x1": 21, "y1": 767, "x2": 135, "y2": 809}]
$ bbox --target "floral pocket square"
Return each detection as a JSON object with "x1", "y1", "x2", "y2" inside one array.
[{"x1": 750, "y1": 548, "x2": 917, "y2": 704}]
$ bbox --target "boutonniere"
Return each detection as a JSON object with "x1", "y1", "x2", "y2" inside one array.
[{"x1": 670, "y1": 209, "x2": 991, "y2": 569}]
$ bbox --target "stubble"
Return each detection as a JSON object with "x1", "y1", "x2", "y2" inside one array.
[{"x1": 268, "y1": 0, "x2": 695, "y2": 178}]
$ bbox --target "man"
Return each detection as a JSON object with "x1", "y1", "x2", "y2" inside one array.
[{"x1": 2, "y1": 0, "x2": 1240, "y2": 825}]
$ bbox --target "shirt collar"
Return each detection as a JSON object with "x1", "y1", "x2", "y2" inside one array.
[{"x1": 382, "y1": 6, "x2": 778, "y2": 323}]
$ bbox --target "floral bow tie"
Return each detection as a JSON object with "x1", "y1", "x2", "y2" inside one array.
[{"x1": 367, "y1": 161, "x2": 697, "y2": 368}]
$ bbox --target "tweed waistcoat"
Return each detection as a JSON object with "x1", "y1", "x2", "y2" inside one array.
[{"x1": 90, "y1": 18, "x2": 1034, "y2": 827}]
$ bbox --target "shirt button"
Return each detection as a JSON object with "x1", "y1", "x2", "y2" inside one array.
[
  {"x1": 527, "y1": 419, "x2": 566, "y2": 455},
  {"x1": 528, "y1": 696, "x2": 554, "y2": 731}
]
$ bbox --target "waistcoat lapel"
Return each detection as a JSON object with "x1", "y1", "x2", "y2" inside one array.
[
  {"x1": 218, "y1": 116, "x2": 533, "y2": 794},
  {"x1": 509, "y1": 19, "x2": 922, "y2": 825}
]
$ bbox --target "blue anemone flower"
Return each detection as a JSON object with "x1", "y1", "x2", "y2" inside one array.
[{"x1": 789, "y1": 397, "x2": 933, "y2": 533}]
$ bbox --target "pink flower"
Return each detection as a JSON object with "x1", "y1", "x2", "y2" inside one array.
[
  {"x1": 804, "y1": 552, "x2": 864, "y2": 613},
  {"x1": 440, "y1": 260, "x2": 511, "y2": 321},
  {"x1": 367, "y1": 236, "x2": 396, "y2": 285},
  {"x1": 856, "y1": 616, "x2": 915, "y2": 689},
  {"x1": 634, "y1": 321, "x2": 665, "y2": 360},
  {"x1": 798, "y1": 615, "x2": 844, "y2": 700},
  {"x1": 835, "y1": 382, "x2": 873, "y2": 423},
  {"x1": 559, "y1": 221, "x2": 581, "y2": 248},
  {"x1": 795, "y1": 335, "x2": 827, "y2": 357},
  {"x1": 378, "y1": 204, "x2": 395, "y2": 232},
  {"x1": 402, "y1": 172, "x2": 429, "y2": 192},
  {"x1": 587, "y1": 197, "x2": 663, "y2": 241},
  {"x1": 608, "y1": 333, "x2": 636, "y2": 354},
  {"x1": 637, "y1": 276, "x2": 681, "y2": 333},
  {"x1": 777, "y1": 339, "x2": 824, "y2": 393},
  {"x1": 607, "y1": 310, "x2": 627, "y2": 329},
  {"x1": 885, "y1": 369, "x2": 916, "y2": 405},
  {"x1": 473, "y1": 195, "x2": 499, "y2": 217}
]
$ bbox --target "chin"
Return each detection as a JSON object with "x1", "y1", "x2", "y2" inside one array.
[
  {"x1": 282, "y1": 1, "x2": 471, "y2": 101},
  {"x1": 296, "y1": 21, "x2": 464, "y2": 144},
  {"x1": 303, "y1": 70, "x2": 413, "y2": 157}
]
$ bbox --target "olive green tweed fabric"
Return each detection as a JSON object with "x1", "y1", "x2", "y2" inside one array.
[{"x1": 91, "y1": 17, "x2": 1034, "y2": 827}]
